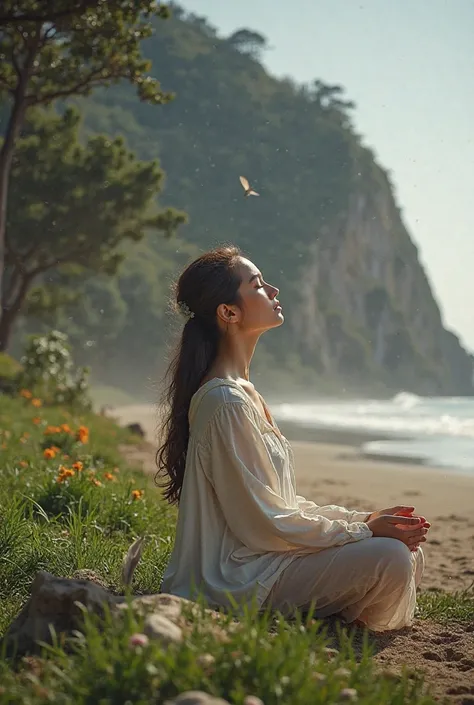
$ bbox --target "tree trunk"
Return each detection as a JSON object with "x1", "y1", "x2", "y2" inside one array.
[
  {"x1": 0, "y1": 306, "x2": 16, "y2": 352},
  {"x1": 0, "y1": 271, "x2": 34, "y2": 351},
  {"x1": 0, "y1": 39, "x2": 38, "y2": 323}
]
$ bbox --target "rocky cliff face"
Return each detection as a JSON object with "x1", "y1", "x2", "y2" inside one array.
[{"x1": 292, "y1": 174, "x2": 473, "y2": 395}]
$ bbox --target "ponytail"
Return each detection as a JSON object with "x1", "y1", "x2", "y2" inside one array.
[{"x1": 156, "y1": 246, "x2": 242, "y2": 504}]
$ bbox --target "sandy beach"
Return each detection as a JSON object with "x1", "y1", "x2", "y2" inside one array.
[
  {"x1": 114, "y1": 402, "x2": 474, "y2": 594},
  {"x1": 113, "y1": 402, "x2": 474, "y2": 702}
]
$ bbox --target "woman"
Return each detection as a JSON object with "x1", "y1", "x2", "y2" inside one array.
[{"x1": 157, "y1": 246, "x2": 429, "y2": 632}]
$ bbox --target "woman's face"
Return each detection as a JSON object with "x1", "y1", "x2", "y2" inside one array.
[{"x1": 230, "y1": 257, "x2": 284, "y2": 333}]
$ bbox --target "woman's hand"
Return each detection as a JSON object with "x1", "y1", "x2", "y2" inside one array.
[
  {"x1": 367, "y1": 505, "x2": 420, "y2": 523},
  {"x1": 367, "y1": 508, "x2": 430, "y2": 551}
]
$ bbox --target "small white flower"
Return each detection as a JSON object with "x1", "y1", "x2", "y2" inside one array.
[
  {"x1": 334, "y1": 667, "x2": 352, "y2": 679},
  {"x1": 340, "y1": 687, "x2": 358, "y2": 701},
  {"x1": 177, "y1": 300, "x2": 195, "y2": 321},
  {"x1": 128, "y1": 633, "x2": 149, "y2": 648},
  {"x1": 196, "y1": 653, "x2": 215, "y2": 668}
]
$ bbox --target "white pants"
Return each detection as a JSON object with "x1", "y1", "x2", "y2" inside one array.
[{"x1": 265, "y1": 538, "x2": 425, "y2": 632}]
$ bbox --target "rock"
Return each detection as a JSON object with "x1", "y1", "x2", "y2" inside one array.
[
  {"x1": 0, "y1": 569, "x2": 199, "y2": 659},
  {"x1": 143, "y1": 613, "x2": 183, "y2": 645},
  {"x1": 1, "y1": 571, "x2": 119, "y2": 657},
  {"x1": 165, "y1": 692, "x2": 230, "y2": 705},
  {"x1": 71, "y1": 569, "x2": 110, "y2": 590},
  {"x1": 126, "y1": 422, "x2": 145, "y2": 438},
  {"x1": 121, "y1": 592, "x2": 188, "y2": 622},
  {"x1": 1, "y1": 568, "x2": 231, "y2": 660}
]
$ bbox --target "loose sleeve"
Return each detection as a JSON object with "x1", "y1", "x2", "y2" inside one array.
[
  {"x1": 296, "y1": 496, "x2": 372, "y2": 524},
  {"x1": 205, "y1": 402, "x2": 372, "y2": 553}
]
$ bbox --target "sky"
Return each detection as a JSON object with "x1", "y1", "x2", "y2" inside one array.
[{"x1": 180, "y1": 0, "x2": 474, "y2": 352}]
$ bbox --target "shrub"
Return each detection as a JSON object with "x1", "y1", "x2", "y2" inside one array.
[{"x1": 19, "y1": 330, "x2": 91, "y2": 409}]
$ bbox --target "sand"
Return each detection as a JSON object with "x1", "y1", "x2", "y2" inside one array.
[{"x1": 113, "y1": 403, "x2": 474, "y2": 703}]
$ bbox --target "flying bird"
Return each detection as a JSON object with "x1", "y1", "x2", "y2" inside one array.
[{"x1": 239, "y1": 175, "x2": 259, "y2": 197}]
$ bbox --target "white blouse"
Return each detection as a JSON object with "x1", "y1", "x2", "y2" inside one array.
[{"x1": 160, "y1": 378, "x2": 373, "y2": 608}]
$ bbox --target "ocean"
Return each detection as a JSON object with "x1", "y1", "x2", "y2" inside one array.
[{"x1": 271, "y1": 392, "x2": 474, "y2": 475}]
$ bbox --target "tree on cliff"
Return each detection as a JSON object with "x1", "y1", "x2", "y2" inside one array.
[
  {"x1": 0, "y1": 0, "x2": 173, "y2": 348},
  {"x1": 1, "y1": 108, "x2": 186, "y2": 349}
]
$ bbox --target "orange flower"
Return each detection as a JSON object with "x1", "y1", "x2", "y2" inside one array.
[
  {"x1": 76, "y1": 425, "x2": 89, "y2": 444},
  {"x1": 90, "y1": 478, "x2": 102, "y2": 487},
  {"x1": 32, "y1": 417, "x2": 42, "y2": 425},
  {"x1": 44, "y1": 425, "x2": 61, "y2": 435},
  {"x1": 56, "y1": 466, "x2": 75, "y2": 483},
  {"x1": 72, "y1": 461, "x2": 83, "y2": 472},
  {"x1": 131, "y1": 489, "x2": 144, "y2": 501},
  {"x1": 20, "y1": 389, "x2": 33, "y2": 399},
  {"x1": 43, "y1": 448, "x2": 56, "y2": 460},
  {"x1": 51, "y1": 446, "x2": 61, "y2": 453},
  {"x1": 19, "y1": 460, "x2": 28, "y2": 468},
  {"x1": 104, "y1": 472, "x2": 115, "y2": 481},
  {"x1": 60, "y1": 424, "x2": 71, "y2": 434},
  {"x1": 22, "y1": 432, "x2": 30, "y2": 439},
  {"x1": 31, "y1": 398, "x2": 42, "y2": 408}
]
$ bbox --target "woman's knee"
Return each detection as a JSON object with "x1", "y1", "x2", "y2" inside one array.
[{"x1": 372, "y1": 537, "x2": 414, "y2": 585}]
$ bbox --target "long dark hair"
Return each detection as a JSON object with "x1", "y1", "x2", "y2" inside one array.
[{"x1": 156, "y1": 245, "x2": 243, "y2": 504}]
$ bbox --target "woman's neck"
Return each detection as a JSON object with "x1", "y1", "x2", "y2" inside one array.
[{"x1": 208, "y1": 331, "x2": 261, "y2": 382}]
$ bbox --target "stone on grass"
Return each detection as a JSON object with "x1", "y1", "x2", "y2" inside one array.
[
  {"x1": 1, "y1": 571, "x2": 117, "y2": 657},
  {"x1": 165, "y1": 692, "x2": 231, "y2": 705},
  {"x1": 143, "y1": 613, "x2": 183, "y2": 645},
  {"x1": 0, "y1": 571, "x2": 193, "y2": 658}
]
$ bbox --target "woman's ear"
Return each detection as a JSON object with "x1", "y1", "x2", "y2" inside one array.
[{"x1": 216, "y1": 303, "x2": 240, "y2": 324}]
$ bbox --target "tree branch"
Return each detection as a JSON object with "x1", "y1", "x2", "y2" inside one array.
[
  {"x1": 27, "y1": 66, "x2": 117, "y2": 104},
  {"x1": 31, "y1": 242, "x2": 100, "y2": 276}
]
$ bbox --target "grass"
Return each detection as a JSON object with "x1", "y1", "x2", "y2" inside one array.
[
  {"x1": 0, "y1": 391, "x2": 471, "y2": 704},
  {"x1": 416, "y1": 584, "x2": 474, "y2": 623},
  {"x1": 0, "y1": 393, "x2": 175, "y2": 637}
]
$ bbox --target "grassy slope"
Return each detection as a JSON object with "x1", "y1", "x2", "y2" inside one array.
[{"x1": 0, "y1": 393, "x2": 472, "y2": 703}]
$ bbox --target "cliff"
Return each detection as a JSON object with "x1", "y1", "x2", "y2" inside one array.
[{"x1": 20, "y1": 6, "x2": 473, "y2": 396}]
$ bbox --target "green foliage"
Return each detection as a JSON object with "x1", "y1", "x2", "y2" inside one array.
[
  {"x1": 0, "y1": 603, "x2": 436, "y2": 705},
  {"x1": 0, "y1": 1, "x2": 173, "y2": 107},
  {"x1": 19, "y1": 330, "x2": 91, "y2": 408},
  {"x1": 0, "y1": 1, "x2": 162, "y2": 26},
  {"x1": 0, "y1": 0, "x2": 178, "y2": 349},
  {"x1": 1, "y1": 107, "x2": 186, "y2": 347},
  {"x1": 7, "y1": 107, "x2": 185, "y2": 271},
  {"x1": 0, "y1": 393, "x2": 173, "y2": 635},
  {"x1": 0, "y1": 352, "x2": 20, "y2": 378},
  {"x1": 417, "y1": 586, "x2": 474, "y2": 623},
  {"x1": 0, "y1": 352, "x2": 21, "y2": 395}
]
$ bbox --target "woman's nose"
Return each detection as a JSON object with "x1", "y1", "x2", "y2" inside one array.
[{"x1": 267, "y1": 284, "x2": 279, "y2": 298}]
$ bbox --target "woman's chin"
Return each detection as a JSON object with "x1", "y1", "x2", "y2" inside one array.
[{"x1": 274, "y1": 311, "x2": 284, "y2": 326}]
